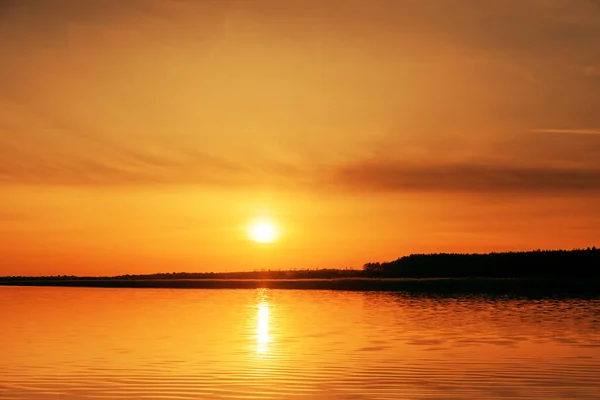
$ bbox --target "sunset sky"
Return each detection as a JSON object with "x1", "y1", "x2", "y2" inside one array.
[{"x1": 1, "y1": 0, "x2": 600, "y2": 276}]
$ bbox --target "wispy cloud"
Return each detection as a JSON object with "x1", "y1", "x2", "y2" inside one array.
[
  {"x1": 0, "y1": 128, "x2": 305, "y2": 187},
  {"x1": 329, "y1": 160, "x2": 600, "y2": 194},
  {"x1": 0, "y1": 147, "x2": 249, "y2": 187}
]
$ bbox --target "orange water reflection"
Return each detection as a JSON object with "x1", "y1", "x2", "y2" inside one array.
[{"x1": 2, "y1": 288, "x2": 600, "y2": 399}]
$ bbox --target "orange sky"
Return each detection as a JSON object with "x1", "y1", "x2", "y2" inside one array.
[{"x1": 1, "y1": 0, "x2": 600, "y2": 276}]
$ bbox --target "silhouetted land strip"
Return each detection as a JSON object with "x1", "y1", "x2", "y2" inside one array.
[
  {"x1": 2, "y1": 249, "x2": 599, "y2": 295},
  {"x1": 1, "y1": 277, "x2": 600, "y2": 296}
]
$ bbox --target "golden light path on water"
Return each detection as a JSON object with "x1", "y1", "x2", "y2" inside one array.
[{"x1": 256, "y1": 301, "x2": 270, "y2": 354}]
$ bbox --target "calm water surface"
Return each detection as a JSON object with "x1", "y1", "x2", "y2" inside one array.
[{"x1": 1, "y1": 287, "x2": 599, "y2": 399}]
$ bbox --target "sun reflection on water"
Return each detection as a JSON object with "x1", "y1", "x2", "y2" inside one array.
[{"x1": 256, "y1": 301, "x2": 270, "y2": 354}]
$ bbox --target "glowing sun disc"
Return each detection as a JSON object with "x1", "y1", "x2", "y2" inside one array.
[{"x1": 249, "y1": 221, "x2": 278, "y2": 243}]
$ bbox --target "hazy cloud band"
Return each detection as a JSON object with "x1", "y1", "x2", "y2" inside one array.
[{"x1": 332, "y1": 161, "x2": 600, "y2": 194}]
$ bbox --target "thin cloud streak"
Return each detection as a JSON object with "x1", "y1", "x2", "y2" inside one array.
[
  {"x1": 532, "y1": 129, "x2": 600, "y2": 135},
  {"x1": 0, "y1": 152, "x2": 247, "y2": 187},
  {"x1": 0, "y1": 135, "x2": 304, "y2": 187}
]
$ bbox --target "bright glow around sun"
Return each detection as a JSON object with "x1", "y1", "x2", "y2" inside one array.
[{"x1": 248, "y1": 220, "x2": 278, "y2": 243}]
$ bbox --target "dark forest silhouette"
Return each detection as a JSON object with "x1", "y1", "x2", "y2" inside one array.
[{"x1": 362, "y1": 247, "x2": 600, "y2": 278}]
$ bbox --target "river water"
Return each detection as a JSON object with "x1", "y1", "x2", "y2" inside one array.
[{"x1": 1, "y1": 287, "x2": 599, "y2": 399}]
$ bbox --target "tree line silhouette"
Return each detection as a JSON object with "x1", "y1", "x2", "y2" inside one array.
[
  {"x1": 362, "y1": 248, "x2": 600, "y2": 278},
  {"x1": 0, "y1": 268, "x2": 363, "y2": 281}
]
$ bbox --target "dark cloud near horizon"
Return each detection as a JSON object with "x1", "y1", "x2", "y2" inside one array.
[{"x1": 332, "y1": 161, "x2": 600, "y2": 194}]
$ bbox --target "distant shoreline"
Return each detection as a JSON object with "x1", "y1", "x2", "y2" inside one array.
[
  {"x1": 4, "y1": 249, "x2": 599, "y2": 295},
  {"x1": 1, "y1": 277, "x2": 599, "y2": 296}
]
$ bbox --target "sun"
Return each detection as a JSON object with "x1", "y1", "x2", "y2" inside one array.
[{"x1": 248, "y1": 220, "x2": 278, "y2": 243}]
